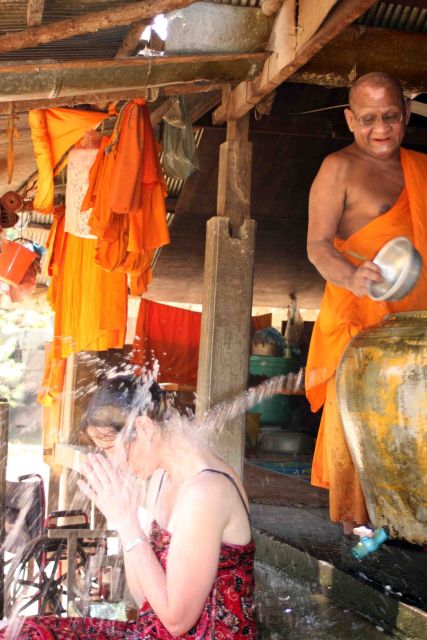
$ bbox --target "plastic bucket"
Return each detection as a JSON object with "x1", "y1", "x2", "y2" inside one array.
[
  {"x1": 249, "y1": 354, "x2": 300, "y2": 426},
  {"x1": 251, "y1": 395, "x2": 293, "y2": 426},
  {"x1": 0, "y1": 239, "x2": 36, "y2": 285}
]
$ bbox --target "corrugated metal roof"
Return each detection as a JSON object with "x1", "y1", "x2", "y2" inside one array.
[
  {"x1": 358, "y1": 1, "x2": 427, "y2": 32},
  {"x1": 0, "y1": 0, "x2": 262, "y2": 32},
  {"x1": 0, "y1": 2, "x2": 265, "y2": 63},
  {"x1": 0, "y1": 1, "x2": 139, "y2": 31},
  {"x1": 0, "y1": 26, "x2": 129, "y2": 61}
]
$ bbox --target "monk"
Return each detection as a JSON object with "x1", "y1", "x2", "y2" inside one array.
[{"x1": 305, "y1": 72, "x2": 427, "y2": 535}]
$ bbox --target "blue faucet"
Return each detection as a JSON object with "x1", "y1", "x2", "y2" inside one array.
[{"x1": 351, "y1": 527, "x2": 388, "y2": 560}]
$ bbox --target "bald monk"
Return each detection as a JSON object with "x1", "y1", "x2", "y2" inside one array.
[{"x1": 305, "y1": 72, "x2": 427, "y2": 535}]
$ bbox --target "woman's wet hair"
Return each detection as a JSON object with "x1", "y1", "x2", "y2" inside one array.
[{"x1": 81, "y1": 374, "x2": 168, "y2": 439}]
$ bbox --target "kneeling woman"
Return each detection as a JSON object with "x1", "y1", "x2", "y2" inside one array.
[{"x1": 7, "y1": 375, "x2": 256, "y2": 639}]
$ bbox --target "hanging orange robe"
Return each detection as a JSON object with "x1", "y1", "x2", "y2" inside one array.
[
  {"x1": 305, "y1": 148, "x2": 427, "y2": 524},
  {"x1": 29, "y1": 108, "x2": 128, "y2": 405},
  {"x1": 29, "y1": 108, "x2": 109, "y2": 214},
  {"x1": 85, "y1": 100, "x2": 169, "y2": 296}
]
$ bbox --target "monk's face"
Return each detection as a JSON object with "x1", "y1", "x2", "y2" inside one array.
[{"x1": 344, "y1": 83, "x2": 409, "y2": 159}]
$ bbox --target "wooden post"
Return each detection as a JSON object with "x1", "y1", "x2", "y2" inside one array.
[
  {"x1": 55, "y1": 353, "x2": 104, "y2": 522},
  {"x1": 196, "y1": 114, "x2": 255, "y2": 477},
  {"x1": 27, "y1": 0, "x2": 45, "y2": 27},
  {"x1": 57, "y1": 354, "x2": 76, "y2": 512},
  {"x1": 0, "y1": 400, "x2": 9, "y2": 619}
]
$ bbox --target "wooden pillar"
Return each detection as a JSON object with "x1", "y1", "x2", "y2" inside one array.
[
  {"x1": 57, "y1": 354, "x2": 76, "y2": 512},
  {"x1": 0, "y1": 400, "x2": 9, "y2": 618},
  {"x1": 196, "y1": 115, "x2": 255, "y2": 477},
  {"x1": 56, "y1": 352, "x2": 104, "y2": 520}
]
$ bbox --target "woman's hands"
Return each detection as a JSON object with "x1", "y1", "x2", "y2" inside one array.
[{"x1": 78, "y1": 453, "x2": 144, "y2": 541}]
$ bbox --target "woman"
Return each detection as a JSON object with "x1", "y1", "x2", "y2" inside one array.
[{"x1": 7, "y1": 375, "x2": 256, "y2": 640}]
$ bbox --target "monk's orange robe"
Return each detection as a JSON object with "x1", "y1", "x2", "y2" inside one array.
[{"x1": 305, "y1": 148, "x2": 427, "y2": 524}]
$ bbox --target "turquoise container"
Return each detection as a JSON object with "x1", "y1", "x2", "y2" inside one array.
[{"x1": 249, "y1": 354, "x2": 299, "y2": 426}]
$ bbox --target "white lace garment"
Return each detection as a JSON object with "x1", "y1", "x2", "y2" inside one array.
[{"x1": 64, "y1": 147, "x2": 99, "y2": 238}]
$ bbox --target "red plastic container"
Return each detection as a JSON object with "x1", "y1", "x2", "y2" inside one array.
[{"x1": 0, "y1": 239, "x2": 36, "y2": 285}]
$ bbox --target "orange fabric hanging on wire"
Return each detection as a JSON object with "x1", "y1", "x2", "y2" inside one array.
[
  {"x1": 29, "y1": 107, "x2": 109, "y2": 214},
  {"x1": 133, "y1": 299, "x2": 272, "y2": 386}
]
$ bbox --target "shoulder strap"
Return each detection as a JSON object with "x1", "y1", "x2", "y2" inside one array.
[
  {"x1": 197, "y1": 468, "x2": 250, "y2": 518},
  {"x1": 154, "y1": 470, "x2": 167, "y2": 507}
]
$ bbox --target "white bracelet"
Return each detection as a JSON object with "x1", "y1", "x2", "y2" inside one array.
[{"x1": 124, "y1": 537, "x2": 145, "y2": 553}]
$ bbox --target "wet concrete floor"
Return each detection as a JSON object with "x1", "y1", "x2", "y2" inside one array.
[
  {"x1": 255, "y1": 562, "x2": 390, "y2": 639},
  {"x1": 245, "y1": 460, "x2": 426, "y2": 638}
]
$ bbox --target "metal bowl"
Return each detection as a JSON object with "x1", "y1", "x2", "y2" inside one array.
[{"x1": 368, "y1": 237, "x2": 422, "y2": 302}]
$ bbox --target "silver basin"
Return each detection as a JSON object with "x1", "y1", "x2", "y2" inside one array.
[{"x1": 368, "y1": 236, "x2": 422, "y2": 301}]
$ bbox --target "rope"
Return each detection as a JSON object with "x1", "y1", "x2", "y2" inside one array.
[{"x1": 7, "y1": 103, "x2": 20, "y2": 184}]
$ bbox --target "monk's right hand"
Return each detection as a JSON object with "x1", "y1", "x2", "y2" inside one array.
[{"x1": 347, "y1": 261, "x2": 383, "y2": 297}]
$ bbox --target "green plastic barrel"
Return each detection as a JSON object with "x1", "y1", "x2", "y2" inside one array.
[{"x1": 249, "y1": 354, "x2": 299, "y2": 426}]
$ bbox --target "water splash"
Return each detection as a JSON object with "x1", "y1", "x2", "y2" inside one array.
[{"x1": 1, "y1": 355, "x2": 307, "y2": 625}]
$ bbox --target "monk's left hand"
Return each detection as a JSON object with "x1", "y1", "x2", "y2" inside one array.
[{"x1": 78, "y1": 453, "x2": 140, "y2": 532}]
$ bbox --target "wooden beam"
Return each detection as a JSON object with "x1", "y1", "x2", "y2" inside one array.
[
  {"x1": 212, "y1": 0, "x2": 377, "y2": 123},
  {"x1": 0, "y1": 83, "x2": 225, "y2": 114},
  {"x1": 411, "y1": 101, "x2": 427, "y2": 118},
  {"x1": 0, "y1": 401, "x2": 9, "y2": 619},
  {"x1": 0, "y1": 0, "x2": 197, "y2": 54},
  {"x1": 149, "y1": 91, "x2": 222, "y2": 129},
  {"x1": 185, "y1": 90, "x2": 222, "y2": 123},
  {"x1": 201, "y1": 116, "x2": 427, "y2": 146},
  {"x1": 115, "y1": 20, "x2": 150, "y2": 58},
  {"x1": 0, "y1": 53, "x2": 266, "y2": 103},
  {"x1": 27, "y1": 0, "x2": 45, "y2": 27},
  {"x1": 150, "y1": 98, "x2": 176, "y2": 127},
  {"x1": 286, "y1": 25, "x2": 427, "y2": 95}
]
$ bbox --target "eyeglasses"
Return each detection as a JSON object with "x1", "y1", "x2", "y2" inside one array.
[{"x1": 351, "y1": 111, "x2": 404, "y2": 128}]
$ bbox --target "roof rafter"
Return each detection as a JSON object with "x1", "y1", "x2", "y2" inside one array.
[
  {"x1": 212, "y1": 0, "x2": 378, "y2": 123},
  {"x1": 0, "y1": 82, "x2": 224, "y2": 115},
  {"x1": 0, "y1": 0, "x2": 196, "y2": 54},
  {"x1": 287, "y1": 25, "x2": 427, "y2": 95}
]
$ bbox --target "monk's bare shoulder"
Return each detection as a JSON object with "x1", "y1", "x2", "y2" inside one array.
[
  {"x1": 308, "y1": 148, "x2": 357, "y2": 241},
  {"x1": 313, "y1": 144, "x2": 357, "y2": 191}
]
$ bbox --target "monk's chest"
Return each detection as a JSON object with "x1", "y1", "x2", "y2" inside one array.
[{"x1": 339, "y1": 163, "x2": 404, "y2": 239}]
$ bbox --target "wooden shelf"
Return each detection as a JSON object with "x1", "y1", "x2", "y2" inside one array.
[{"x1": 159, "y1": 383, "x2": 196, "y2": 393}]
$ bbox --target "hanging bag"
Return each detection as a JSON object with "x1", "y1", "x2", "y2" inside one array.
[{"x1": 162, "y1": 96, "x2": 198, "y2": 180}]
